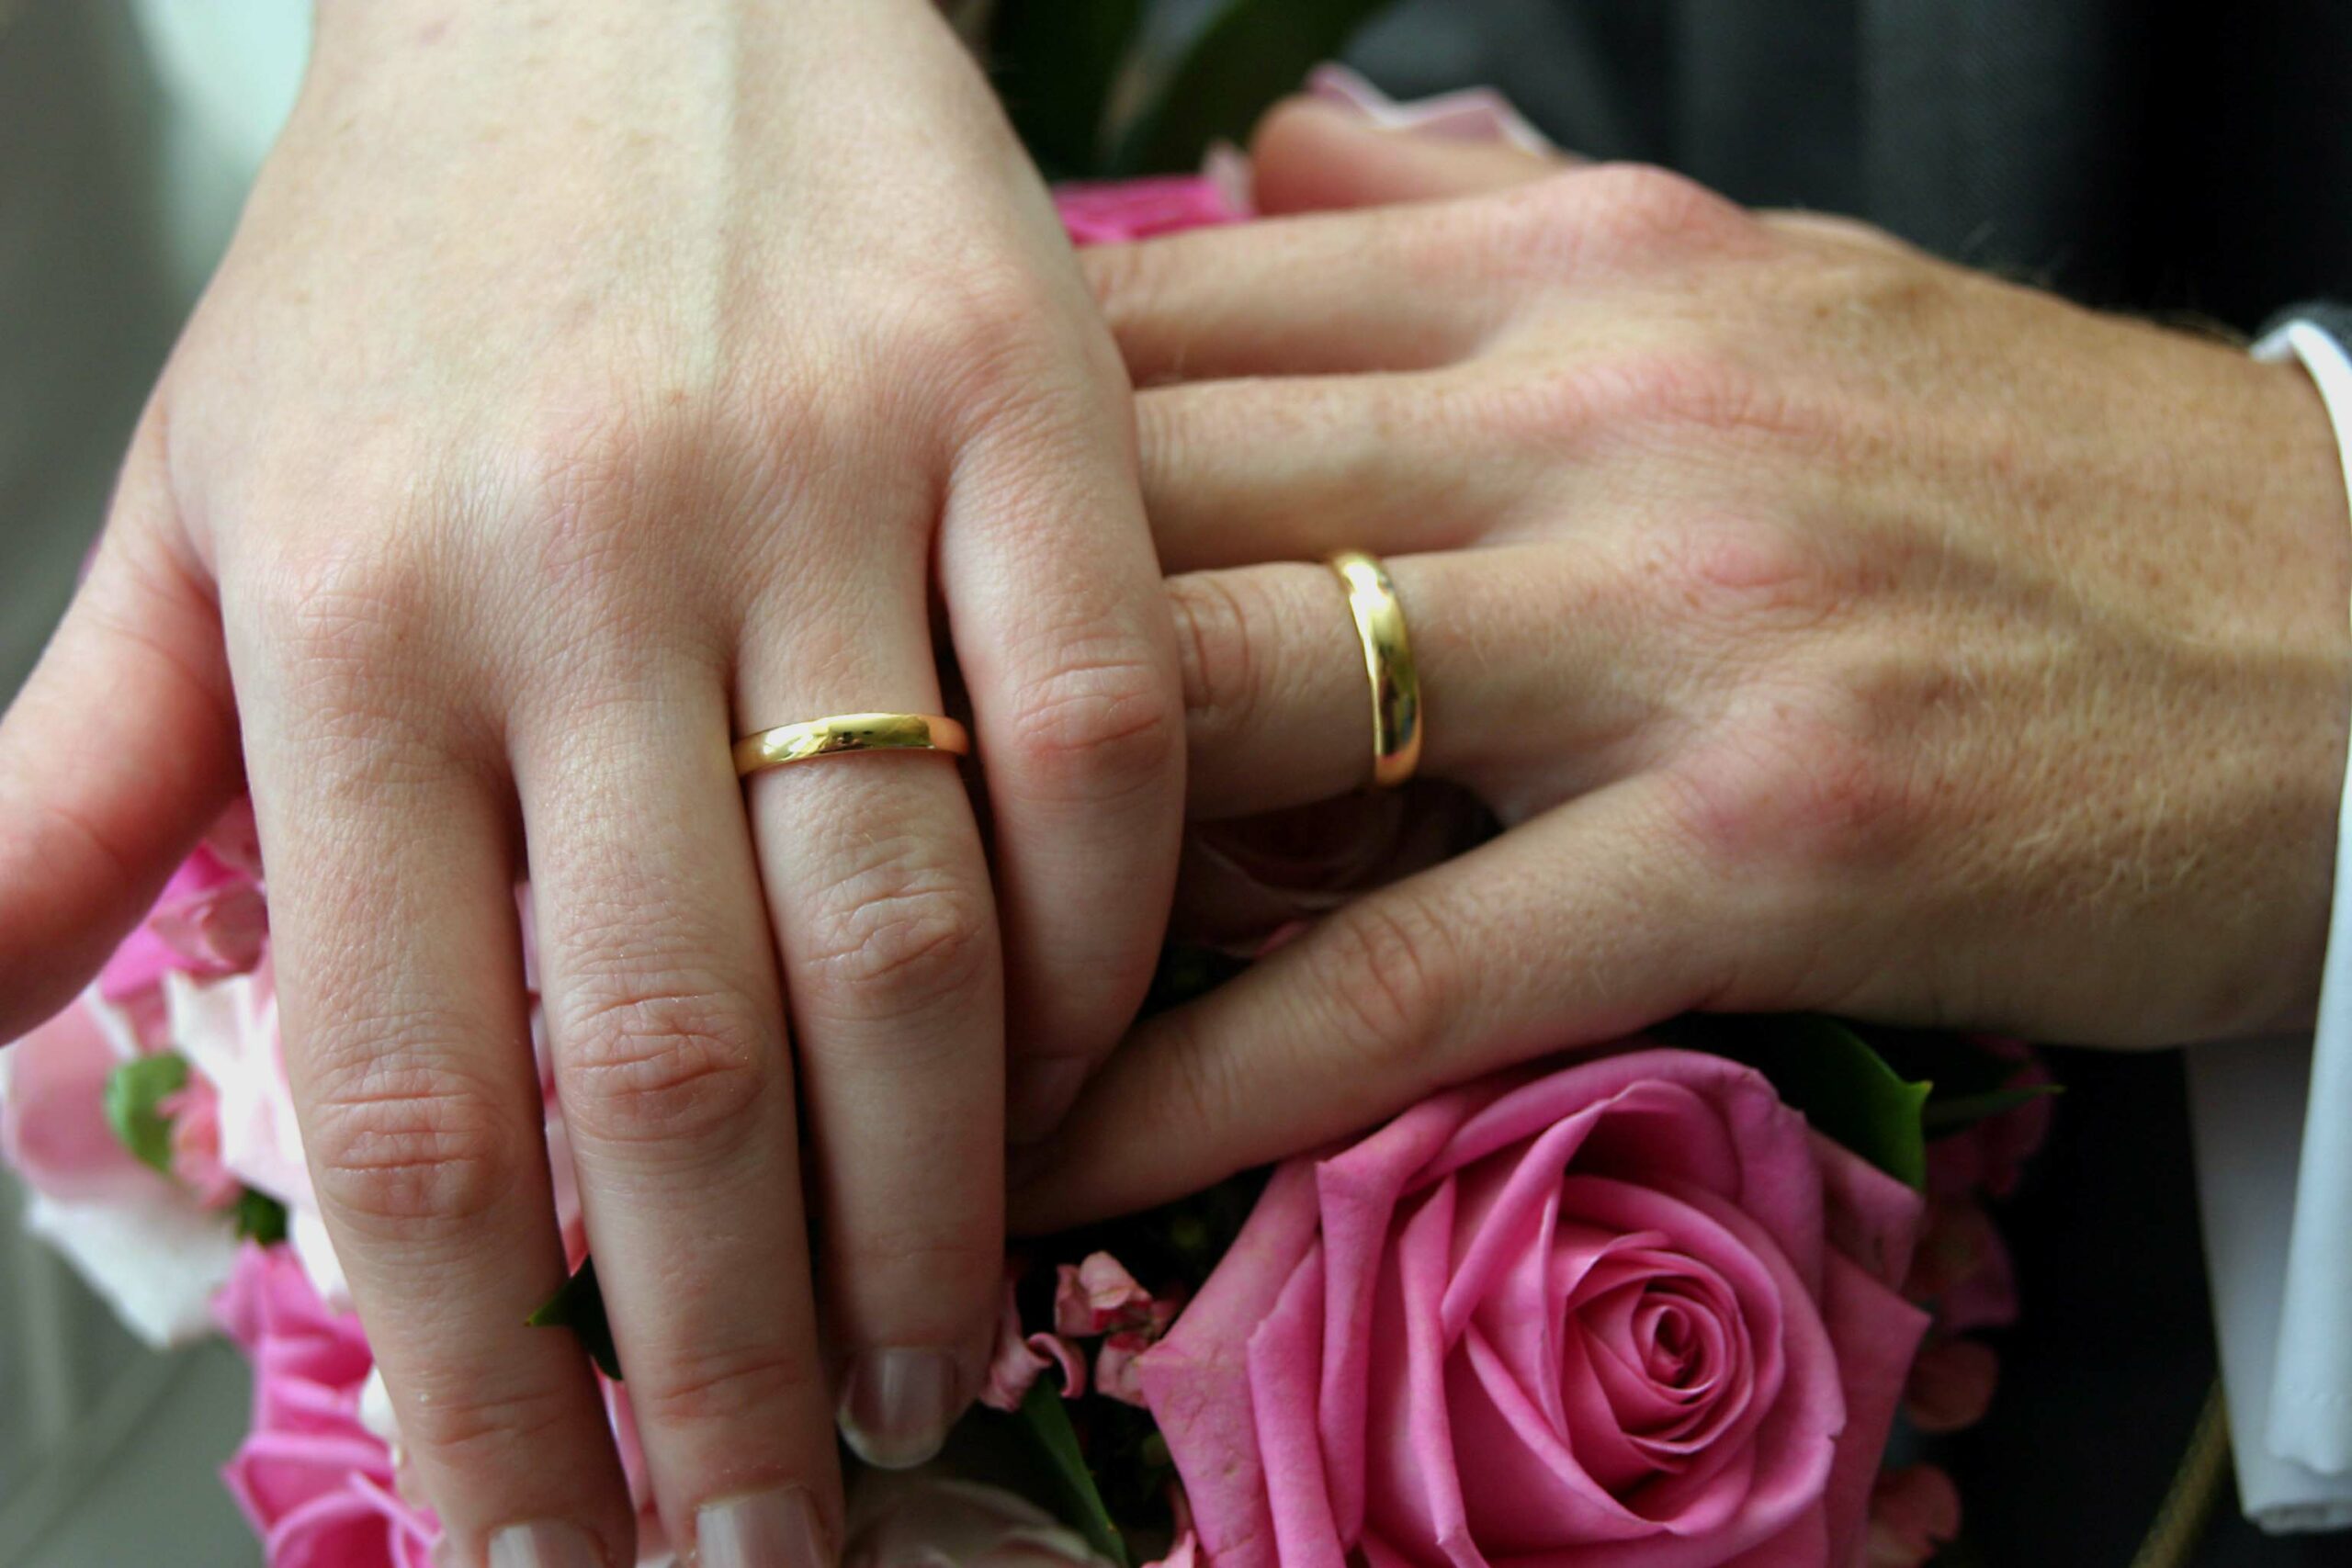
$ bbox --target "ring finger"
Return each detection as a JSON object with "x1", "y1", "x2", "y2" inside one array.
[
  {"x1": 738, "y1": 566, "x2": 1004, "y2": 1476},
  {"x1": 1170, "y1": 544, "x2": 1677, "y2": 821}
]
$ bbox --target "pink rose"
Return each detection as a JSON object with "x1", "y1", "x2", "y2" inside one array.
[
  {"x1": 846, "y1": 1471, "x2": 1114, "y2": 1568},
  {"x1": 215, "y1": 1244, "x2": 439, "y2": 1568},
  {"x1": 1140, "y1": 1049, "x2": 1931, "y2": 1568}
]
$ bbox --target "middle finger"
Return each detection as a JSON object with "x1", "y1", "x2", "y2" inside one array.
[
  {"x1": 520, "y1": 660, "x2": 840, "y2": 1562},
  {"x1": 1170, "y1": 546, "x2": 1673, "y2": 821}
]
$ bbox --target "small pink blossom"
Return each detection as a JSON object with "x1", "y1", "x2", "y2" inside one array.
[
  {"x1": 1094, "y1": 1292, "x2": 1182, "y2": 1408},
  {"x1": 984, "y1": 1269, "x2": 1089, "y2": 1412},
  {"x1": 1903, "y1": 1336, "x2": 2000, "y2": 1434},
  {"x1": 1906, "y1": 1198, "x2": 2019, "y2": 1336},
  {"x1": 1865, "y1": 1465, "x2": 1962, "y2": 1566},
  {"x1": 1925, "y1": 1043, "x2": 2052, "y2": 1201},
  {"x1": 163, "y1": 1075, "x2": 241, "y2": 1208},
  {"x1": 1094, "y1": 1331, "x2": 1153, "y2": 1407},
  {"x1": 1054, "y1": 1252, "x2": 1154, "y2": 1337}
]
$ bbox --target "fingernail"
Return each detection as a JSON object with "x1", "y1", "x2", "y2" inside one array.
[
  {"x1": 1005, "y1": 1057, "x2": 1090, "y2": 1145},
  {"x1": 837, "y1": 1348, "x2": 963, "y2": 1470},
  {"x1": 488, "y1": 1520, "x2": 605, "y2": 1568},
  {"x1": 1304, "y1": 62, "x2": 1385, "y2": 119},
  {"x1": 697, "y1": 1487, "x2": 829, "y2": 1568}
]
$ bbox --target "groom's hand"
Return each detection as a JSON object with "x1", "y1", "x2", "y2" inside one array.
[{"x1": 1014, "y1": 96, "x2": 2351, "y2": 1231}]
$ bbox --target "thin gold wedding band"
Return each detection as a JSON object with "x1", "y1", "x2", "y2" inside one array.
[
  {"x1": 732, "y1": 713, "x2": 971, "y2": 778},
  {"x1": 1329, "y1": 550, "x2": 1422, "y2": 789}
]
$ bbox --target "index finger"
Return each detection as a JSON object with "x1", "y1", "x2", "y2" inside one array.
[{"x1": 1009, "y1": 778, "x2": 1736, "y2": 1231}]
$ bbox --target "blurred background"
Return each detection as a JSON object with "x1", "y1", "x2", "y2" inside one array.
[{"x1": 2, "y1": 6, "x2": 305, "y2": 1562}]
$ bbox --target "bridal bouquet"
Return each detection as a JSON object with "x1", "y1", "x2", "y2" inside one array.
[{"x1": 5, "y1": 778, "x2": 2044, "y2": 1568}]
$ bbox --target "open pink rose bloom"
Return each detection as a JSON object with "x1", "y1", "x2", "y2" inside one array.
[{"x1": 1140, "y1": 1050, "x2": 1932, "y2": 1568}]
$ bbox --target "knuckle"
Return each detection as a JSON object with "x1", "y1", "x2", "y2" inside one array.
[
  {"x1": 391, "y1": 1374, "x2": 585, "y2": 1468},
  {"x1": 507, "y1": 391, "x2": 717, "y2": 610},
  {"x1": 1638, "y1": 513, "x2": 1846, "y2": 637},
  {"x1": 305, "y1": 1053, "x2": 517, "y2": 1235},
  {"x1": 891, "y1": 253, "x2": 1071, "y2": 421},
  {"x1": 1084, "y1": 243, "x2": 1175, "y2": 367},
  {"x1": 558, "y1": 983, "x2": 775, "y2": 1155},
  {"x1": 1487, "y1": 347, "x2": 1808, "y2": 457},
  {"x1": 1664, "y1": 691, "x2": 1918, "y2": 880},
  {"x1": 1550, "y1": 163, "x2": 1754, "y2": 256},
  {"x1": 1167, "y1": 572, "x2": 1263, "y2": 746},
  {"x1": 830, "y1": 1224, "x2": 1002, "y2": 1309},
  {"x1": 1307, "y1": 896, "x2": 1460, "y2": 1066},
  {"x1": 629, "y1": 1337, "x2": 824, "y2": 1433},
  {"x1": 261, "y1": 537, "x2": 442, "y2": 716},
  {"x1": 1005, "y1": 635, "x2": 1181, "y2": 807},
  {"x1": 797, "y1": 843, "x2": 993, "y2": 1013}
]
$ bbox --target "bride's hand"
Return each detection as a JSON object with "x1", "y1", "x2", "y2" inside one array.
[
  {"x1": 0, "y1": 4, "x2": 1182, "y2": 1560},
  {"x1": 1014, "y1": 100, "x2": 2350, "y2": 1229}
]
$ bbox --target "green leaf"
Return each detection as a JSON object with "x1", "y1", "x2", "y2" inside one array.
[
  {"x1": 104, "y1": 1053, "x2": 191, "y2": 1175},
  {"x1": 988, "y1": 0, "x2": 1146, "y2": 175},
  {"x1": 1109, "y1": 0, "x2": 1399, "y2": 175},
  {"x1": 1661, "y1": 1015, "x2": 1933, "y2": 1190},
  {"x1": 528, "y1": 1258, "x2": 621, "y2": 1380},
  {"x1": 1018, "y1": 1377, "x2": 1130, "y2": 1567},
  {"x1": 233, "y1": 1188, "x2": 289, "y2": 1247},
  {"x1": 1922, "y1": 1082, "x2": 2062, "y2": 1134}
]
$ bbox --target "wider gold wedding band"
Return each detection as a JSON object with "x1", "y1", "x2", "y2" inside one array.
[
  {"x1": 1329, "y1": 550, "x2": 1422, "y2": 789},
  {"x1": 732, "y1": 713, "x2": 971, "y2": 777}
]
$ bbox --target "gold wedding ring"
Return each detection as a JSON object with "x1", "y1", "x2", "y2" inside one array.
[
  {"x1": 1329, "y1": 550, "x2": 1422, "y2": 789},
  {"x1": 732, "y1": 713, "x2": 971, "y2": 778}
]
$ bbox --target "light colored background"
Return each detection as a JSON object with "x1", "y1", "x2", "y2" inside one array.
[{"x1": 1, "y1": 6, "x2": 306, "y2": 1563}]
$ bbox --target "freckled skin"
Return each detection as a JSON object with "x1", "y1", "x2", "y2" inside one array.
[{"x1": 1016, "y1": 109, "x2": 2352, "y2": 1232}]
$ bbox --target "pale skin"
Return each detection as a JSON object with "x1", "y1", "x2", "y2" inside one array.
[
  {"x1": 1011, "y1": 102, "x2": 2352, "y2": 1232},
  {"x1": 0, "y1": 3, "x2": 1186, "y2": 1564}
]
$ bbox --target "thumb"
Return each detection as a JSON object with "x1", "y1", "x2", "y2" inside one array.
[
  {"x1": 1249, "y1": 91, "x2": 1568, "y2": 216},
  {"x1": 0, "y1": 423, "x2": 241, "y2": 1040}
]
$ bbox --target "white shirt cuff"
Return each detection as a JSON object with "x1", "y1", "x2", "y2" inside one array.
[{"x1": 2188, "y1": 317, "x2": 2352, "y2": 1531}]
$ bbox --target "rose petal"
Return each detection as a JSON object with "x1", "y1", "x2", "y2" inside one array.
[
  {"x1": 1245, "y1": 1248, "x2": 1349, "y2": 1568},
  {"x1": 1142, "y1": 1161, "x2": 1324, "y2": 1568}
]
